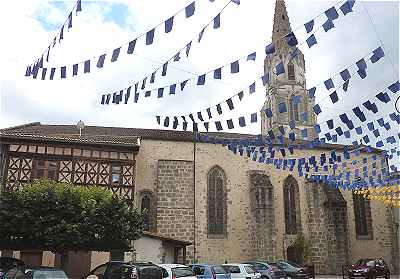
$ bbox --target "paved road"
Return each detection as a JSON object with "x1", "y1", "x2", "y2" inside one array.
[{"x1": 315, "y1": 276, "x2": 400, "y2": 279}]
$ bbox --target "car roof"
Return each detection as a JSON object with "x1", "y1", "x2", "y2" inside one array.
[
  {"x1": 223, "y1": 263, "x2": 250, "y2": 266},
  {"x1": 158, "y1": 264, "x2": 188, "y2": 268},
  {"x1": 25, "y1": 266, "x2": 65, "y2": 270}
]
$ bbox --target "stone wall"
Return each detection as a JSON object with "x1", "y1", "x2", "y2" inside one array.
[
  {"x1": 156, "y1": 160, "x2": 194, "y2": 261},
  {"x1": 133, "y1": 139, "x2": 396, "y2": 270}
]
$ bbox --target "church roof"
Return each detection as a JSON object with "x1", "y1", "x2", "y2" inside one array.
[{"x1": 0, "y1": 122, "x2": 382, "y2": 154}]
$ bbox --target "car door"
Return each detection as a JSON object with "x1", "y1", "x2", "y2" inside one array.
[{"x1": 224, "y1": 266, "x2": 242, "y2": 279}]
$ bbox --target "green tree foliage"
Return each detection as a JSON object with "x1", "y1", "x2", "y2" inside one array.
[
  {"x1": 0, "y1": 179, "x2": 144, "y2": 252},
  {"x1": 293, "y1": 232, "x2": 311, "y2": 265}
]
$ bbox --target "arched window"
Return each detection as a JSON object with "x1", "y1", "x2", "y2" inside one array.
[
  {"x1": 288, "y1": 63, "x2": 295, "y2": 80},
  {"x1": 352, "y1": 193, "x2": 373, "y2": 238},
  {"x1": 283, "y1": 176, "x2": 300, "y2": 235},
  {"x1": 289, "y1": 95, "x2": 300, "y2": 121},
  {"x1": 140, "y1": 192, "x2": 153, "y2": 231},
  {"x1": 207, "y1": 166, "x2": 226, "y2": 236}
]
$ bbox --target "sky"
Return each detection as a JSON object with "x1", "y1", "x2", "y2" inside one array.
[{"x1": 0, "y1": 0, "x2": 399, "y2": 165}]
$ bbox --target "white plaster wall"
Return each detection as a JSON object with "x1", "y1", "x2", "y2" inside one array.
[{"x1": 134, "y1": 236, "x2": 163, "y2": 262}]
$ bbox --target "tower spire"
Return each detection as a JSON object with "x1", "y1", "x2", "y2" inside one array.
[{"x1": 272, "y1": 0, "x2": 292, "y2": 52}]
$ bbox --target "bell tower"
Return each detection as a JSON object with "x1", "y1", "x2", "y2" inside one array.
[{"x1": 261, "y1": 0, "x2": 317, "y2": 139}]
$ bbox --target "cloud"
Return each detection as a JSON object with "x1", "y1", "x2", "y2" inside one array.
[{"x1": 0, "y1": 0, "x2": 398, "y2": 165}]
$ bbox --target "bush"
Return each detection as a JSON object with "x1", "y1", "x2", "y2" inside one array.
[{"x1": 0, "y1": 179, "x2": 144, "y2": 252}]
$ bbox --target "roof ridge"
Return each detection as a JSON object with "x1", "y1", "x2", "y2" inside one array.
[{"x1": 0, "y1": 122, "x2": 41, "y2": 131}]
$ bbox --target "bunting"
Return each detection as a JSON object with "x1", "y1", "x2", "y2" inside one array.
[{"x1": 25, "y1": 0, "x2": 83, "y2": 77}]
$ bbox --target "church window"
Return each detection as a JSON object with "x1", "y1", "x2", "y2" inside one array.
[
  {"x1": 289, "y1": 95, "x2": 300, "y2": 121},
  {"x1": 353, "y1": 193, "x2": 373, "y2": 238},
  {"x1": 283, "y1": 176, "x2": 300, "y2": 235},
  {"x1": 207, "y1": 166, "x2": 226, "y2": 236},
  {"x1": 288, "y1": 63, "x2": 295, "y2": 80},
  {"x1": 140, "y1": 192, "x2": 153, "y2": 231}
]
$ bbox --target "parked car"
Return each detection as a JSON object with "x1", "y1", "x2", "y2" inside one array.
[
  {"x1": 347, "y1": 258, "x2": 390, "y2": 279},
  {"x1": 83, "y1": 261, "x2": 164, "y2": 279},
  {"x1": 158, "y1": 264, "x2": 196, "y2": 279},
  {"x1": 242, "y1": 262, "x2": 287, "y2": 279},
  {"x1": 222, "y1": 264, "x2": 261, "y2": 279},
  {"x1": 0, "y1": 257, "x2": 25, "y2": 277},
  {"x1": 189, "y1": 264, "x2": 231, "y2": 279},
  {"x1": 267, "y1": 261, "x2": 312, "y2": 279},
  {"x1": 0, "y1": 267, "x2": 26, "y2": 279}
]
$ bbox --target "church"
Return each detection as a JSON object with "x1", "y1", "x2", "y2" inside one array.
[{"x1": 0, "y1": 0, "x2": 398, "y2": 276}]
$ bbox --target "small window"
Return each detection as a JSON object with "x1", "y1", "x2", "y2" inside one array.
[
  {"x1": 245, "y1": 266, "x2": 256, "y2": 274},
  {"x1": 192, "y1": 266, "x2": 205, "y2": 276},
  {"x1": 172, "y1": 267, "x2": 195, "y2": 278},
  {"x1": 223, "y1": 266, "x2": 240, "y2": 274},
  {"x1": 33, "y1": 160, "x2": 58, "y2": 180},
  {"x1": 212, "y1": 266, "x2": 228, "y2": 275},
  {"x1": 288, "y1": 64, "x2": 295, "y2": 80},
  {"x1": 282, "y1": 15, "x2": 285, "y2": 20},
  {"x1": 111, "y1": 164, "x2": 122, "y2": 184}
]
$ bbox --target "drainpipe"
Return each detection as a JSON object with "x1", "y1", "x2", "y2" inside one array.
[{"x1": 193, "y1": 132, "x2": 196, "y2": 263}]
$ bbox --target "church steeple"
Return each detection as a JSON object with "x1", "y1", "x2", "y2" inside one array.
[
  {"x1": 272, "y1": 0, "x2": 292, "y2": 53},
  {"x1": 261, "y1": 0, "x2": 317, "y2": 139}
]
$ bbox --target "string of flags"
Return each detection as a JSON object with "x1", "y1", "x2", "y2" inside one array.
[
  {"x1": 26, "y1": 0, "x2": 238, "y2": 80},
  {"x1": 151, "y1": 46, "x2": 387, "y2": 126},
  {"x1": 26, "y1": 0, "x2": 82, "y2": 75},
  {"x1": 100, "y1": 0, "x2": 358, "y2": 105},
  {"x1": 354, "y1": 186, "x2": 400, "y2": 208}
]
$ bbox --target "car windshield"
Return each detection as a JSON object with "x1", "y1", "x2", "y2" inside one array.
[
  {"x1": 172, "y1": 267, "x2": 195, "y2": 278},
  {"x1": 244, "y1": 266, "x2": 256, "y2": 274},
  {"x1": 31, "y1": 270, "x2": 68, "y2": 279},
  {"x1": 271, "y1": 262, "x2": 297, "y2": 271},
  {"x1": 285, "y1": 261, "x2": 302, "y2": 268},
  {"x1": 355, "y1": 259, "x2": 374, "y2": 266},
  {"x1": 212, "y1": 266, "x2": 228, "y2": 274}
]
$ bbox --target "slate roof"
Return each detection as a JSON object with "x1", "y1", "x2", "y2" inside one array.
[{"x1": 0, "y1": 122, "x2": 382, "y2": 153}]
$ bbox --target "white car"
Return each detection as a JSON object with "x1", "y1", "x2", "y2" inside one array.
[
  {"x1": 158, "y1": 264, "x2": 197, "y2": 279},
  {"x1": 222, "y1": 264, "x2": 261, "y2": 279}
]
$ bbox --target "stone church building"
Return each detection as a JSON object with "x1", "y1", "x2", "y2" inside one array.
[{"x1": 0, "y1": 0, "x2": 398, "y2": 276}]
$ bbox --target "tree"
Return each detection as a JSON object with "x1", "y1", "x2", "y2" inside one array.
[
  {"x1": 293, "y1": 232, "x2": 311, "y2": 265},
  {"x1": 0, "y1": 179, "x2": 144, "y2": 252}
]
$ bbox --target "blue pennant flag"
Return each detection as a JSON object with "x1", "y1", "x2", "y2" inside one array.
[
  {"x1": 264, "y1": 108, "x2": 273, "y2": 118},
  {"x1": 329, "y1": 91, "x2": 338, "y2": 103},
  {"x1": 335, "y1": 127, "x2": 343, "y2": 136},
  {"x1": 322, "y1": 19, "x2": 335, "y2": 32},
  {"x1": 301, "y1": 129, "x2": 308, "y2": 139},
  {"x1": 367, "y1": 122, "x2": 374, "y2": 131},
  {"x1": 165, "y1": 16, "x2": 174, "y2": 33},
  {"x1": 216, "y1": 104, "x2": 222, "y2": 115},
  {"x1": 362, "y1": 135, "x2": 370, "y2": 144},
  {"x1": 185, "y1": 2, "x2": 195, "y2": 17},
  {"x1": 127, "y1": 40, "x2": 136, "y2": 54},
  {"x1": 214, "y1": 68, "x2": 222, "y2": 79},
  {"x1": 180, "y1": 79, "x2": 188, "y2": 90},
  {"x1": 169, "y1": 84, "x2": 176, "y2": 95},
  {"x1": 332, "y1": 134, "x2": 337, "y2": 142},
  {"x1": 289, "y1": 120, "x2": 295, "y2": 129},
  {"x1": 352, "y1": 107, "x2": 366, "y2": 122},
  {"x1": 291, "y1": 48, "x2": 300, "y2": 59},
  {"x1": 197, "y1": 74, "x2": 206, "y2": 85},
  {"x1": 327, "y1": 119, "x2": 334, "y2": 129},
  {"x1": 357, "y1": 69, "x2": 367, "y2": 79},
  {"x1": 278, "y1": 102, "x2": 287, "y2": 113},
  {"x1": 340, "y1": 113, "x2": 350, "y2": 124},
  {"x1": 226, "y1": 98, "x2": 234, "y2": 110},
  {"x1": 304, "y1": 19, "x2": 314, "y2": 33},
  {"x1": 376, "y1": 140, "x2": 384, "y2": 148},
  {"x1": 162, "y1": 62, "x2": 168, "y2": 76},
  {"x1": 262, "y1": 74, "x2": 269, "y2": 86},
  {"x1": 306, "y1": 34, "x2": 317, "y2": 48},
  {"x1": 285, "y1": 32, "x2": 298, "y2": 47},
  {"x1": 373, "y1": 129, "x2": 380, "y2": 138},
  {"x1": 308, "y1": 87, "x2": 316, "y2": 98},
  {"x1": 324, "y1": 78, "x2": 334, "y2": 90},
  {"x1": 384, "y1": 123, "x2": 391, "y2": 130},
  {"x1": 238, "y1": 91, "x2": 244, "y2": 100},
  {"x1": 215, "y1": 121, "x2": 222, "y2": 131},
  {"x1": 239, "y1": 116, "x2": 246, "y2": 127},
  {"x1": 370, "y1": 47, "x2": 385, "y2": 63},
  {"x1": 231, "y1": 60, "x2": 239, "y2": 73},
  {"x1": 213, "y1": 14, "x2": 220, "y2": 29},
  {"x1": 377, "y1": 118, "x2": 384, "y2": 127},
  {"x1": 275, "y1": 62, "x2": 285, "y2": 75},
  {"x1": 314, "y1": 124, "x2": 321, "y2": 134},
  {"x1": 146, "y1": 29, "x2": 155, "y2": 45},
  {"x1": 247, "y1": 52, "x2": 256, "y2": 61},
  {"x1": 376, "y1": 92, "x2": 391, "y2": 103},
  {"x1": 164, "y1": 117, "x2": 169, "y2": 127},
  {"x1": 227, "y1": 119, "x2": 234, "y2": 129},
  {"x1": 249, "y1": 82, "x2": 256, "y2": 94},
  {"x1": 355, "y1": 127, "x2": 363, "y2": 134},
  {"x1": 292, "y1": 95, "x2": 301, "y2": 104},
  {"x1": 388, "y1": 81, "x2": 399, "y2": 93},
  {"x1": 313, "y1": 104, "x2": 322, "y2": 115},
  {"x1": 356, "y1": 58, "x2": 367, "y2": 70},
  {"x1": 251, "y1": 113, "x2": 258, "y2": 123},
  {"x1": 111, "y1": 47, "x2": 121, "y2": 62},
  {"x1": 343, "y1": 80, "x2": 349, "y2": 92},
  {"x1": 344, "y1": 131, "x2": 350, "y2": 138},
  {"x1": 340, "y1": 69, "x2": 351, "y2": 81},
  {"x1": 265, "y1": 43, "x2": 275, "y2": 55},
  {"x1": 197, "y1": 112, "x2": 204, "y2": 121},
  {"x1": 157, "y1": 88, "x2": 164, "y2": 98},
  {"x1": 325, "y1": 6, "x2": 339, "y2": 20}
]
